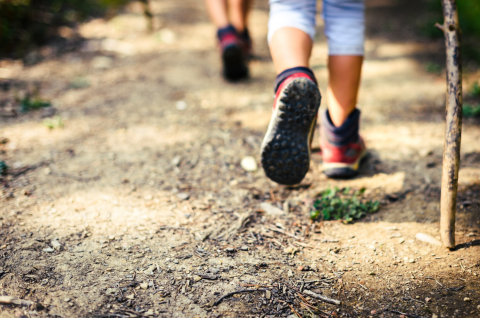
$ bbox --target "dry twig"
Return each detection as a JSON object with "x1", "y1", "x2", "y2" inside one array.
[
  {"x1": 213, "y1": 289, "x2": 267, "y2": 306},
  {"x1": 0, "y1": 296, "x2": 34, "y2": 307}
]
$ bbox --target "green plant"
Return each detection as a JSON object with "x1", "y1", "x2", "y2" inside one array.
[
  {"x1": 470, "y1": 82, "x2": 480, "y2": 97},
  {"x1": 0, "y1": 161, "x2": 7, "y2": 175},
  {"x1": 42, "y1": 116, "x2": 64, "y2": 129},
  {"x1": 425, "y1": 62, "x2": 442, "y2": 74},
  {"x1": 310, "y1": 187, "x2": 380, "y2": 223},
  {"x1": 0, "y1": 0, "x2": 129, "y2": 57},
  {"x1": 19, "y1": 95, "x2": 51, "y2": 112},
  {"x1": 463, "y1": 103, "x2": 480, "y2": 118}
]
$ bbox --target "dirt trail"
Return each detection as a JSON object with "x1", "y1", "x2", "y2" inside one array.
[{"x1": 1, "y1": 0, "x2": 480, "y2": 317}]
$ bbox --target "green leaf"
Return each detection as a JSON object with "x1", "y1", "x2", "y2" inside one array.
[{"x1": 311, "y1": 187, "x2": 380, "y2": 222}]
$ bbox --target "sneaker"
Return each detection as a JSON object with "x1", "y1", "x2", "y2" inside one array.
[
  {"x1": 260, "y1": 74, "x2": 321, "y2": 185},
  {"x1": 218, "y1": 27, "x2": 248, "y2": 81},
  {"x1": 320, "y1": 132, "x2": 367, "y2": 178}
]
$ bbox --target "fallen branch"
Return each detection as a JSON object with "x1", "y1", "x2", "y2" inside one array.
[
  {"x1": 213, "y1": 289, "x2": 267, "y2": 306},
  {"x1": 425, "y1": 277, "x2": 443, "y2": 287},
  {"x1": 386, "y1": 309, "x2": 426, "y2": 318},
  {"x1": 8, "y1": 160, "x2": 50, "y2": 178},
  {"x1": 302, "y1": 290, "x2": 341, "y2": 305},
  {"x1": 267, "y1": 225, "x2": 301, "y2": 239},
  {"x1": 0, "y1": 296, "x2": 34, "y2": 307},
  {"x1": 195, "y1": 273, "x2": 218, "y2": 280}
]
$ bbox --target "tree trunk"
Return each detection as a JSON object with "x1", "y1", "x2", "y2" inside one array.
[{"x1": 437, "y1": 0, "x2": 462, "y2": 249}]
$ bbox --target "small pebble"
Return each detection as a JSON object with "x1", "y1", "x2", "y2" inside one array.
[
  {"x1": 265, "y1": 290, "x2": 271, "y2": 299},
  {"x1": 177, "y1": 193, "x2": 190, "y2": 200},
  {"x1": 193, "y1": 275, "x2": 202, "y2": 282},
  {"x1": 140, "y1": 283, "x2": 148, "y2": 290},
  {"x1": 464, "y1": 297, "x2": 471, "y2": 302},
  {"x1": 43, "y1": 247, "x2": 54, "y2": 253},
  {"x1": 240, "y1": 245, "x2": 248, "y2": 251},
  {"x1": 176, "y1": 101, "x2": 187, "y2": 110},
  {"x1": 173, "y1": 260, "x2": 179, "y2": 264},
  {"x1": 64, "y1": 298, "x2": 70, "y2": 302},
  {"x1": 240, "y1": 156, "x2": 257, "y2": 172}
]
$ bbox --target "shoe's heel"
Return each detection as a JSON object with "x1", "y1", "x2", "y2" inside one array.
[{"x1": 222, "y1": 45, "x2": 248, "y2": 80}]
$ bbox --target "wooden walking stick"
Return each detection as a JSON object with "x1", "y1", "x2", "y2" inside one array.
[{"x1": 436, "y1": 0, "x2": 463, "y2": 249}]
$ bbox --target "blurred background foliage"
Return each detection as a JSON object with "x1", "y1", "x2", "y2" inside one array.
[
  {"x1": 1, "y1": 0, "x2": 480, "y2": 64},
  {"x1": 0, "y1": 0, "x2": 129, "y2": 57},
  {"x1": 420, "y1": 0, "x2": 480, "y2": 64}
]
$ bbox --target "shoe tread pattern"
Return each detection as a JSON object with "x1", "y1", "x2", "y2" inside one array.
[{"x1": 261, "y1": 78, "x2": 321, "y2": 185}]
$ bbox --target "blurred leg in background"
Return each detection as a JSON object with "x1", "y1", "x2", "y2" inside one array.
[{"x1": 205, "y1": 0, "x2": 253, "y2": 80}]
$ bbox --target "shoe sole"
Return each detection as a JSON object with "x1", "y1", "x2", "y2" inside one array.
[
  {"x1": 322, "y1": 149, "x2": 367, "y2": 179},
  {"x1": 260, "y1": 78, "x2": 321, "y2": 185},
  {"x1": 222, "y1": 44, "x2": 248, "y2": 81}
]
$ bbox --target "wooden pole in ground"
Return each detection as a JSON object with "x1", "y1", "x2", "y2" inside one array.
[{"x1": 436, "y1": 0, "x2": 463, "y2": 249}]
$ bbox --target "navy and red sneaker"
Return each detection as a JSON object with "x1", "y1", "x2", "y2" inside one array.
[
  {"x1": 319, "y1": 109, "x2": 367, "y2": 178},
  {"x1": 217, "y1": 25, "x2": 248, "y2": 81},
  {"x1": 260, "y1": 71, "x2": 321, "y2": 185}
]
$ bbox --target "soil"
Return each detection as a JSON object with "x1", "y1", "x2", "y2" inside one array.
[{"x1": 1, "y1": 0, "x2": 480, "y2": 317}]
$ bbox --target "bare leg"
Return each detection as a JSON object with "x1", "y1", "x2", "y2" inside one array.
[
  {"x1": 269, "y1": 27, "x2": 313, "y2": 74},
  {"x1": 204, "y1": 0, "x2": 229, "y2": 29},
  {"x1": 327, "y1": 56, "x2": 363, "y2": 127},
  {"x1": 228, "y1": 0, "x2": 252, "y2": 32}
]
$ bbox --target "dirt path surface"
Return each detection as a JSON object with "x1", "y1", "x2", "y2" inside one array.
[{"x1": 1, "y1": 0, "x2": 480, "y2": 317}]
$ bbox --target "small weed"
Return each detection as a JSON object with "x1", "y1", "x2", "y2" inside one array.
[
  {"x1": 463, "y1": 103, "x2": 480, "y2": 118},
  {"x1": 470, "y1": 82, "x2": 480, "y2": 97},
  {"x1": 425, "y1": 62, "x2": 442, "y2": 74},
  {"x1": 42, "y1": 116, "x2": 64, "y2": 129},
  {"x1": 20, "y1": 95, "x2": 51, "y2": 112},
  {"x1": 0, "y1": 161, "x2": 7, "y2": 175},
  {"x1": 310, "y1": 187, "x2": 380, "y2": 223}
]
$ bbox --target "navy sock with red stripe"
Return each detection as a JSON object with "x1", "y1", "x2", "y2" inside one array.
[
  {"x1": 217, "y1": 25, "x2": 237, "y2": 41},
  {"x1": 321, "y1": 108, "x2": 360, "y2": 146},
  {"x1": 274, "y1": 67, "x2": 317, "y2": 93}
]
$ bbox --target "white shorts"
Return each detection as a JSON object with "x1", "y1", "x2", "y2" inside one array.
[{"x1": 268, "y1": 0, "x2": 365, "y2": 56}]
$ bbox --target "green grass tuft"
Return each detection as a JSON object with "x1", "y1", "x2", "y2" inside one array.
[
  {"x1": 463, "y1": 103, "x2": 480, "y2": 118},
  {"x1": 20, "y1": 95, "x2": 51, "y2": 112},
  {"x1": 470, "y1": 82, "x2": 480, "y2": 97},
  {"x1": 0, "y1": 161, "x2": 7, "y2": 175},
  {"x1": 310, "y1": 187, "x2": 380, "y2": 224},
  {"x1": 424, "y1": 62, "x2": 442, "y2": 74},
  {"x1": 42, "y1": 116, "x2": 64, "y2": 129}
]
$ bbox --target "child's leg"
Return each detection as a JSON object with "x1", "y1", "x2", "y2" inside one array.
[
  {"x1": 320, "y1": 0, "x2": 366, "y2": 178},
  {"x1": 269, "y1": 27, "x2": 312, "y2": 73},
  {"x1": 268, "y1": 0, "x2": 317, "y2": 73},
  {"x1": 261, "y1": 0, "x2": 320, "y2": 185},
  {"x1": 327, "y1": 55, "x2": 363, "y2": 127},
  {"x1": 205, "y1": 0, "x2": 251, "y2": 80},
  {"x1": 205, "y1": 0, "x2": 230, "y2": 29},
  {"x1": 228, "y1": 0, "x2": 252, "y2": 33}
]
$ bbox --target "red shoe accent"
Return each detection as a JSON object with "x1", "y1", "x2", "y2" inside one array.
[
  {"x1": 319, "y1": 132, "x2": 367, "y2": 178},
  {"x1": 273, "y1": 73, "x2": 315, "y2": 109}
]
